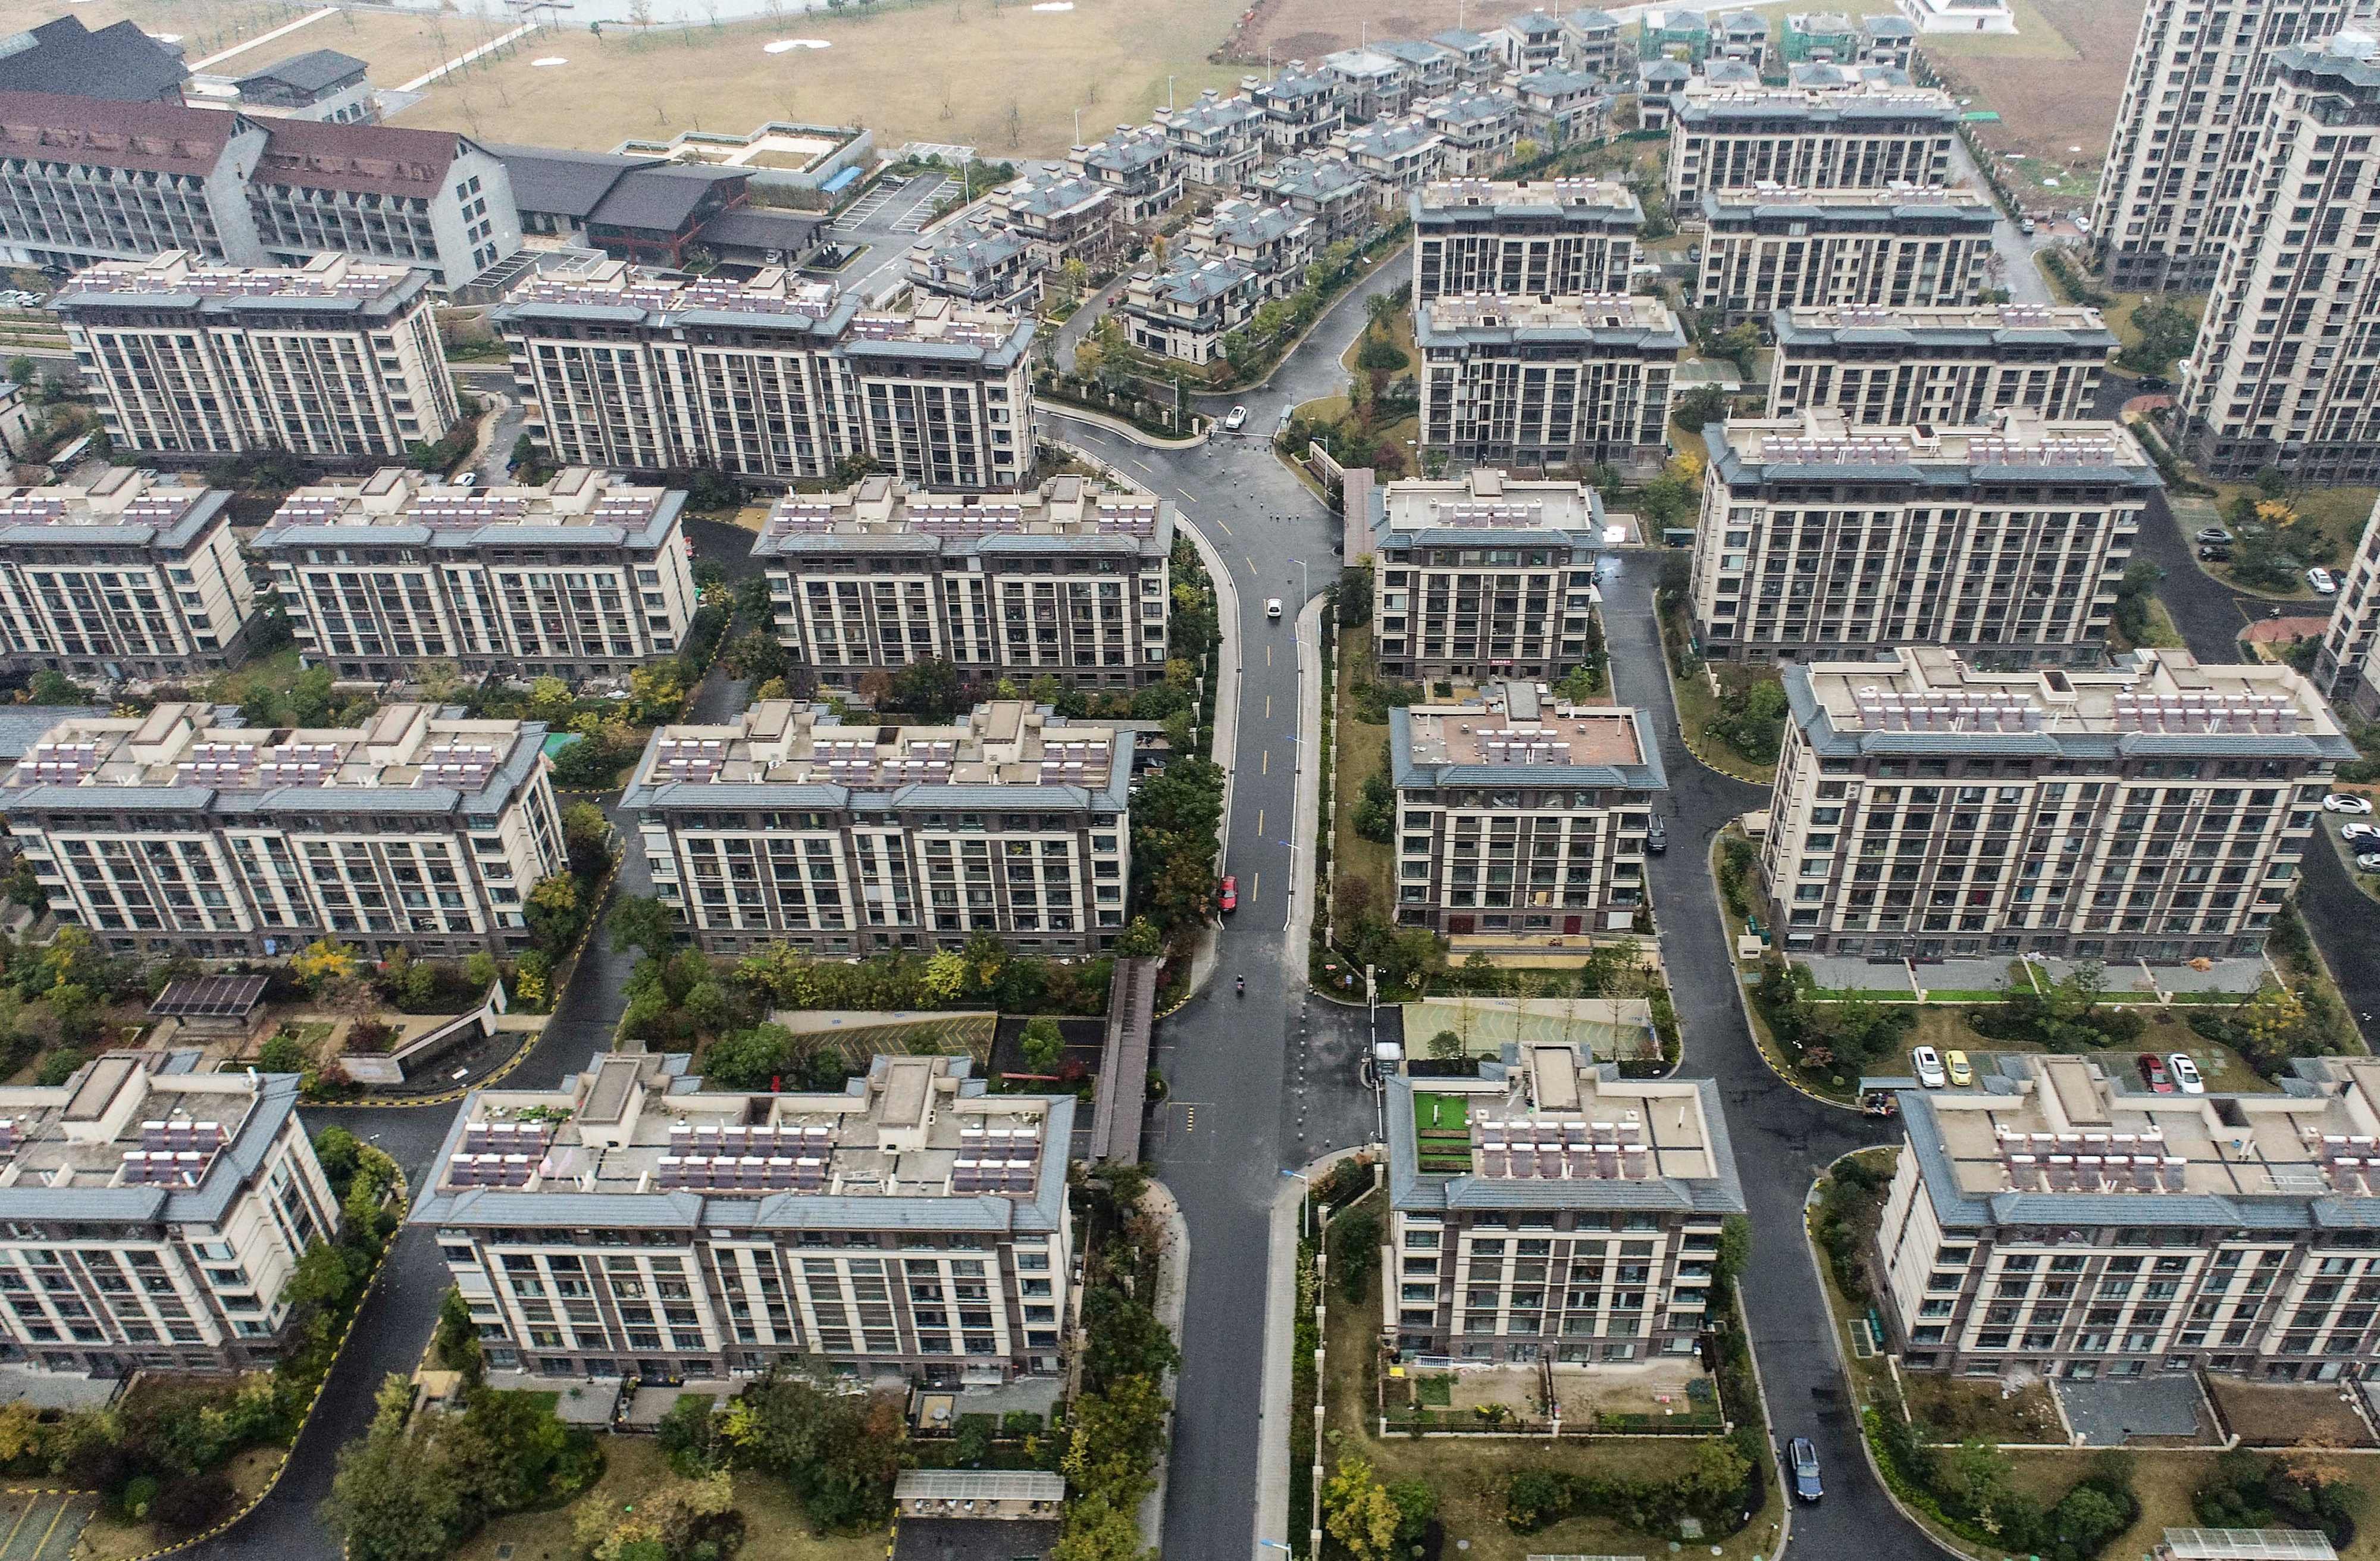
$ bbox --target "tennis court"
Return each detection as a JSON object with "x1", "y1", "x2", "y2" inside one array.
[{"x1": 1405, "y1": 997, "x2": 1659, "y2": 1062}]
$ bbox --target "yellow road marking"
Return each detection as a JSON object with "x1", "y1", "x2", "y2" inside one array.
[
  {"x1": 1, "y1": 1495, "x2": 40, "y2": 1553},
  {"x1": 1251, "y1": 871, "x2": 1261, "y2": 902},
  {"x1": 1256, "y1": 809, "x2": 1264, "y2": 833},
  {"x1": 30, "y1": 1498, "x2": 66, "y2": 1557}
]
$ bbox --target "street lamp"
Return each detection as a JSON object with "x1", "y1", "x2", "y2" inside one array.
[
  {"x1": 1282, "y1": 1168, "x2": 1311, "y2": 1238},
  {"x1": 1258, "y1": 1543, "x2": 1294, "y2": 1555},
  {"x1": 1288, "y1": 556, "x2": 1310, "y2": 604}
]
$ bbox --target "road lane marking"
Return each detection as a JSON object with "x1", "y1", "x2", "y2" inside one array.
[
  {"x1": 0, "y1": 1497, "x2": 37, "y2": 1554},
  {"x1": 1176, "y1": 487, "x2": 1197, "y2": 504},
  {"x1": 1217, "y1": 520, "x2": 1233, "y2": 536},
  {"x1": 29, "y1": 1499, "x2": 65, "y2": 1558},
  {"x1": 1251, "y1": 871, "x2": 1260, "y2": 902},
  {"x1": 1245, "y1": 555, "x2": 1257, "y2": 574},
  {"x1": 1267, "y1": 644, "x2": 1273, "y2": 667},
  {"x1": 1257, "y1": 808, "x2": 1264, "y2": 833},
  {"x1": 1264, "y1": 693, "x2": 1272, "y2": 718},
  {"x1": 1132, "y1": 459, "x2": 1153, "y2": 474},
  {"x1": 1263, "y1": 750, "x2": 1270, "y2": 775}
]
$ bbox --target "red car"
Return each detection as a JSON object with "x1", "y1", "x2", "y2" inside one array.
[
  {"x1": 2137, "y1": 1052, "x2": 2175, "y2": 1093},
  {"x1": 1217, "y1": 876, "x2": 1238, "y2": 914}
]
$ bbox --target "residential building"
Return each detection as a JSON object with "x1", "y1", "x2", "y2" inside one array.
[
  {"x1": 1639, "y1": 8, "x2": 1713, "y2": 62},
  {"x1": 1765, "y1": 646, "x2": 2345, "y2": 959},
  {"x1": 496, "y1": 261, "x2": 1036, "y2": 492},
  {"x1": 1185, "y1": 197, "x2": 1318, "y2": 298},
  {"x1": 0, "y1": 383, "x2": 35, "y2": 461},
  {"x1": 2088, "y1": 0, "x2": 2369, "y2": 293},
  {"x1": 1664, "y1": 80, "x2": 1959, "y2": 204},
  {"x1": 1859, "y1": 14, "x2": 1919, "y2": 67},
  {"x1": 0, "y1": 1053, "x2": 342, "y2": 1379},
  {"x1": 1871, "y1": 1050, "x2": 2380, "y2": 1381},
  {"x1": 1335, "y1": 117, "x2": 1446, "y2": 199},
  {"x1": 1421, "y1": 87, "x2": 1524, "y2": 175},
  {"x1": 2313, "y1": 496, "x2": 2380, "y2": 715},
  {"x1": 1789, "y1": 60, "x2": 1914, "y2": 89},
  {"x1": 1514, "y1": 67, "x2": 1613, "y2": 146},
  {"x1": 2178, "y1": 30, "x2": 2380, "y2": 483},
  {"x1": 230, "y1": 48, "x2": 375, "y2": 124},
  {"x1": 750, "y1": 473, "x2": 1171, "y2": 690},
  {"x1": 1251, "y1": 64, "x2": 1345, "y2": 154},
  {"x1": 1781, "y1": 11, "x2": 1858, "y2": 62},
  {"x1": 1433, "y1": 28, "x2": 1508, "y2": 85},
  {"x1": 1896, "y1": 0, "x2": 2017, "y2": 33},
  {"x1": 0, "y1": 15, "x2": 186, "y2": 103},
  {"x1": 1323, "y1": 47, "x2": 1419, "y2": 123},
  {"x1": 1, "y1": 700, "x2": 571, "y2": 958},
  {"x1": 624, "y1": 698, "x2": 1132, "y2": 955},
  {"x1": 1379, "y1": 38, "x2": 1464, "y2": 98},
  {"x1": 986, "y1": 171, "x2": 1119, "y2": 267},
  {"x1": 1703, "y1": 58, "x2": 1765, "y2": 87},
  {"x1": 1412, "y1": 177, "x2": 1642, "y2": 300},
  {"x1": 414, "y1": 1050, "x2": 1073, "y2": 1382},
  {"x1": 1499, "y1": 10, "x2": 1570, "y2": 71},
  {"x1": 1068, "y1": 126, "x2": 1181, "y2": 226},
  {"x1": 1768, "y1": 302, "x2": 2118, "y2": 426},
  {"x1": 1151, "y1": 90, "x2": 1267, "y2": 188},
  {"x1": 908, "y1": 223, "x2": 1038, "y2": 309},
  {"x1": 1561, "y1": 8, "x2": 1628, "y2": 74},
  {"x1": 1384, "y1": 1046, "x2": 1743, "y2": 1362},
  {"x1": 57, "y1": 250, "x2": 456, "y2": 464},
  {"x1": 1254, "y1": 154, "x2": 1377, "y2": 242},
  {"x1": 1367, "y1": 470, "x2": 1609, "y2": 680},
  {"x1": 1418, "y1": 293, "x2": 1684, "y2": 471},
  {"x1": 245, "y1": 117, "x2": 518, "y2": 290},
  {"x1": 1690, "y1": 408, "x2": 2157, "y2": 663},
  {"x1": 1714, "y1": 9, "x2": 1773, "y2": 70},
  {"x1": 1696, "y1": 185, "x2": 1997, "y2": 322},
  {"x1": 1122, "y1": 255, "x2": 1261, "y2": 363},
  {"x1": 252, "y1": 466, "x2": 698, "y2": 681},
  {"x1": 1637, "y1": 60, "x2": 1694, "y2": 129},
  {"x1": 0, "y1": 469, "x2": 259, "y2": 680}
]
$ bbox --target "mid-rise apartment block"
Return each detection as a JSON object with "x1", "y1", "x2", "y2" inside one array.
[
  {"x1": 1665, "y1": 81, "x2": 1958, "y2": 204},
  {"x1": 415, "y1": 1050, "x2": 1072, "y2": 1383},
  {"x1": 1, "y1": 701, "x2": 572, "y2": 959},
  {"x1": 2178, "y1": 30, "x2": 2380, "y2": 483},
  {"x1": 497, "y1": 261, "x2": 1035, "y2": 492},
  {"x1": 58, "y1": 250, "x2": 457, "y2": 464},
  {"x1": 2313, "y1": 496, "x2": 2380, "y2": 717},
  {"x1": 2090, "y1": 0, "x2": 2371, "y2": 293},
  {"x1": 0, "y1": 469, "x2": 260, "y2": 680},
  {"x1": 1068, "y1": 127, "x2": 1182, "y2": 226},
  {"x1": 1412, "y1": 177, "x2": 1642, "y2": 301},
  {"x1": 625, "y1": 698, "x2": 1131, "y2": 956},
  {"x1": 1368, "y1": 470, "x2": 1607, "y2": 680},
  {"x1": 252, "y1": 466, "x2": 699, "y2": 681},
  {"x1": 1769, "y1": 302, "x2": 2118, "y2": 426},
  {"x1": 1873, "y1": 1051, "x2": 2380, "y2": 1382},
  {"x1": 0, "y1": 1053, "x2": 341, "y2": 1379},
  {"x1": 1764, "y1": 646, "x2": 2345, "y2": 958},
  {"x1": 1690, "y1": 408, "x2": 2157, "y2": 663},
  {"x1": 1384, "y1": 1044, "x2": 1742, "y2": 1362},
  {"x1": 1122, "y1": 255, "x2": 1261, "y2": 363},
  {"x1": 1418, "y1": 292, "x2": 1684, "y2": 473},
  {"x1": 1251, "y1": 64, "x2": 1345, "y2": 153},
  {"x1": 1696, "y1": 184, "x2": 1996, "y2": 323},
  {"x1": 753, "y1": 474, "x2": 1170, "y2": 690},
  {"x1": 1151, "y1": 90, "x2": 1268, "y2": 188},
  {"x1": 1392, "y1": 682, "x2": 1660, "y2": 937}
]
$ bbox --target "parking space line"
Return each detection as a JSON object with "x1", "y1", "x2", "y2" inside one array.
[{"x1": 26, "y1": 1499, "x2": 66, "y2": 1560}]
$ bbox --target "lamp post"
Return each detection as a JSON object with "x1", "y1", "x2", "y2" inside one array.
[{"x1": 1281, "y1": 1167, "x2": 1311, "y2": 1238}]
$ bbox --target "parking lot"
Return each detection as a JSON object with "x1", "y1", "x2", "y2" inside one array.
[
  {"x1": 0, "y1": 1492, "x2": 95, "y2": 1561},
  {"x1": 819, "y1": 173, "x2": 964, "y2": 301}
]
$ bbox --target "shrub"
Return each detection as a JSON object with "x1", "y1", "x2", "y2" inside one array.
[
  {"x1": 151, "y1": 1470, "x2": 237, "y2": 1532},
  {"x1": 256, "y1": 1034, "x2": 308, "y2": 1074}
]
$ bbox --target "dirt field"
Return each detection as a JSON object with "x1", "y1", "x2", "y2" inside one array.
[
  {"x1": 390, "y1": 0, "x2": 1252, "y2": 158},
  {"x1": 0, "y1": 0, "x2": 309, "y2": 65},
  {"x1": 1921, "y1": 0, "x2": 2146, "y2": 202},
  {"x1": 288, "y1": 6, "x2": 526, "y2": 91},
  {"x1": 1244, "y1": 0, "x2": 1799, "y2": 65}
]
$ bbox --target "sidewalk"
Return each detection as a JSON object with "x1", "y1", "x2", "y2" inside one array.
[
  {"x1": 1255, "y1": 1145, "x2": 1373, "y2": 1556},
  {"x1": 1285, "y1": 593, "x2": 1324, "y2": 962},
  {"x1": 1135, "y1": 1178, "x2": 1191, "y2": 1553}
]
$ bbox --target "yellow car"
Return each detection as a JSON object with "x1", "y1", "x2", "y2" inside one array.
[{"x1": 1944, "y1": 1049, "x2": 1973, "y2": 1088}]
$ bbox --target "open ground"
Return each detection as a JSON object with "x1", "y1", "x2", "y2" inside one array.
[{"x1": 1921, "y1": 0, "x2": 2146, "y2": 205}]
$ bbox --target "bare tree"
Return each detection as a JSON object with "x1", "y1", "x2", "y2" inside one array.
[{"x1": 1005, "y1": 101, "x2": 1023, "y2": 149}]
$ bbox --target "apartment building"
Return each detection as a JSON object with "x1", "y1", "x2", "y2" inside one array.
[
  {"x1": 2313, "y1": 496, "x2": 2380, "y2": 716},
  {"x1": 1690, "y1": 408, "x2": 2157, "y2": 663},
  {"x1": 1368, "y1": 469, "x2": 1607, "y2": 680},
  {"x1": 1762, "y1": 645, "x2": 2344, "y2": 959},
  {"x1": 1251, "y1": 64, "x2": 1345, "y2": 153},
  {"x1": 1411, "y1": 177, "x2": 1643, "y2": 301},
  {"x1": 1384, "y1": 1044, "x2": 1742, "y2": 1362},
  {"x1": 1562, "y1": 8, "x2": 1629, "y2": 74},
  {"x1": 751, "y1": 473, "x2": 1171, "y2": 690},
  {"x1": 1696, "y1": 185, "x2": 1997, "y2": 323},
  {"x1": 496, "y1": 261, "x2": 1035, "y2": 492},
  {"x1": 2089, "y1": 0, "x2": 2371, "y2": 294},
  {"x1": 624, "y1": 698, "x2": 1130, "y2": 956},
  {"x1": 1335, "y1": 117, "x2": 1447, "y2": 198},
  {"x1": 2178, "y1": 30, "x2": 2380, "y2": 483},
  {"x1": 58, "y1": 250, "x2": 457, "y2": 464},
  {"x1": 0, "y1": 1053, "x2": 342, "y2": 1379},
  {"x1": 1151, "y1": 90, "x2": 1268, "y2": 188},
  {"x1": 251, "y1": 466, "x2": 699, "y2": 681},
  {"x1": 1769, "y1": 303, "x2": 2118, "y2": 426},
  {"x1": 416, "y1": 1050, "x2": 1072, "y2": 1384},
  {"x1": 1514, "y1": 67, "x2": 1612, "y2": 146},
  {"x1": 1185, "y1": 198, "x2": 1318, "y2": 298},
  {"x1": 1421, "y1": 88, "x2": 1524, "y2": 175},
  {"x1": 1664, "y1": 80, "x2": 1958, "y2": 204},
  {"x1": 1067, "y1": 127, "x2": 1181, "y2": 226},
  {"x1": 0, "y1": 92, "x2": 518, "y2": 287},
  {"x1": 1418, "y1": 292, "x2": 1685, "y2": 473},
  {"x1": 1, "y1": 701, "x2": 571, "y2": 959},
  {"x1": 985, "y1": 172, "x2": 1119, "y2": 266},
  {"x1": 1122, "y1": 256, "x2": 1261, "y2": 363},
  {"x1": 0, "y1": 469, "x2": 259, "y2": 680},
  {"x1": 1873, "y1": 1051, "x2": 2380, "y2": 1382},
  {"x1": 1253, "y1": 155, "x2": 1377, "y2": 242},
  {"x1": 907, "y1": 223, "x2": 1038, "y2": 310}
]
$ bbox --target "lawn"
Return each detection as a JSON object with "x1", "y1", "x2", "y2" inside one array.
[
  {"x1": 392, "y1": 0, "x2": 1255, "y2": 161},
  {"x1": 296, "y1": 6, "x2": 530, "y2": 93},
  {"x1": 2207, "y1": 1378, "x2": 2378, "y2": 1450},
  {"x1": 1900, "y1": 1372, "x2": 2064, "y2": 1446},
  {"x1": 1662, "y1": 649, "x2": 1780, "y2": 787},
  {"x1": 1333, "y1": 634, "x2": 1394, "y2": 919},
  {"x1": 2002, "y1": 1450, "x2": 2380, "y2": 1561},
  {"x1": 1917, "y1": 0, "x2": 2078, "y2": 60}
]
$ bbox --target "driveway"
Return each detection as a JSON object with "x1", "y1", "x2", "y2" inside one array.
[{"x1": 822, "y1": 173, "x2": 967, "y2": 304}]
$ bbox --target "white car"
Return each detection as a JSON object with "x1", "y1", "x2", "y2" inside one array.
[
  {"x1": 454, "y1": 471, "x2": 478, "y2": 487},
  {"x1": 1222, "y1": 405, "x2": 1249, "y2": 432},
  {"x1": 2343, "y1": 822, "x2": 2380, "y2": 843},
  {"x1": 1265, "y1": 598, "x2": 1283, "y2": 620},
  {"x1": 2323, "y1": 793, "x2": 2373, "y2": 814},
  {"x1": 2358, "y1": 851, "x2": 2380, "y2": 872},
  {"x1": 1912, "y1": 1046, "x2": 1947, "y2": 1088},
  {"x1": 2168, "y1": 1053, "x2": 2205, "y2": 1094},
  {"x1": 2308, "y1": 567, "x2": 2338, "y2": 595}
]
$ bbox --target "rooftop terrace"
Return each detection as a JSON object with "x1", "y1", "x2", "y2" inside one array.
[
  {"x1": 1377, "y1": 468, "x2": 1605, "y2": 537},
  {"x1": 627, "y1": 699, "x2": 1125, "y2": 794},
  {"x1": 57, "y1": 249, "x2": 425, "y2": 306},
  {"x1": 751, "y1": 474, "x2": 1168, "y2": 558},
  {"x1": 1715, "y1": 406, "x2": 2149, "y2": 470},
  {"x1": 1796, "y1": 645, "x2": 2340, "y2": 741},
  {"x1": 255, "y1": 466, "x2": 679, "y2": 549},
  {"x1": 5, "y1": 702, "x2": 533, "y2": 796}
]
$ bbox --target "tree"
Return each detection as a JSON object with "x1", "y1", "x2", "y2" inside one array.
[
  {"x1": 1385, "y1": 1478, "x2": 1437, "y2": 1546},
  {"x1": 1673, "y1": 382, "x2": 1732, "y2": 431},
  {"x1": 1323, "y1": 1457, "x2": 1401, "y2": 1561},
  {"x1": 415, "y1": 660, "x2": 464, "y2": 704},
  {"x1": 1427, "y1": 1028, "x2": 1464, "y2": 1060},
  {"x1": 720, "y1": 627, "x2": 786, "y2": 681},
  {"x1": 1081, "y1": 1287, "x2": 1178, "y2": 1393},
  {"x1": 321, "y1": 1378, "x2": 465, "y2": 1561},
  {"x1": 1052, "y1": 1491, "x2": 1151, "y2": 1561},
  {"x1": 464, "y1": 952, "x2": 499, "y2": 992},
  {"x1": 4, "y1": 356, "x2": 31, "y2": 387},
  {"x1": 1116, "y1": 916, "x2": 1164, "y2": 958},
  {"x1": 257, "y1": 1033, "x2": 308, "y2": 1074},
  {"x1": 609, "y1": 894, "x2": 677, "y2": 959},
  {"x1": 526, "y1": 675, "x2": 574, "y2": 727},
  {"x1": 1020, "y1": 1014, "x2": 1065, "y2": 1072},
  {"x1": 890, "y1": 657, "x2": 963, "y2": 720},
  {"x1": 524, "y1": 874, "x2": 583, "y2": 953}
]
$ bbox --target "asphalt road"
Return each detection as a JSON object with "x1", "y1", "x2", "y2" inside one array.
[{"x1": 823, "y1": 174, "x2": 962, "y2": 304}]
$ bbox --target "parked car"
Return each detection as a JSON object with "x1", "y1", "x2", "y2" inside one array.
[
  {"x1": 1223, "y1": 405, "x2": 1248, "y2": 432},
  {"x1": 1217, "y1": 876, "x2": 1238, "y2": 914},
  {"x1": 1912, "y1": 1046, "x2": 1946, "y2": 1088},
  {"x1": 2309, "y1": 567, "x2": 2338, "y2": 594},
  {"x1": 2344, "y1": 822, "x2": 2380, "y2": 843},
  {"x1": 2194, "y1": 528, "x2": 2232, "y2": 545},
  {"x1": 2199, "y1": 543, "x2": 2232, "y2": 561},
  {"x1": 2358, "y1": 852, "x2": 2380, "y2": 872},
  {"x1": 1944, "y1": 1049, "x2": 1973, "y2": 1088},
  {"x1": 2324, "y1": 793, "x2": 2373, "y2": 814},
  {"x1": 2018, "y1": 217, "x2": 2037, "y2": 236},
  {"x1": 1646, "y1": 815, "x2": 1667, "y2": 853},
  {"x1": 2137, "y1": 1052, "x2": 2175, "y2": 1093},
  {"x1": 1789, "y1": 1437, "x2": 1822, "y2": 1502},
  {"x1": 2136, "y1": 376, "x2": 2174, "y2": 392},
  {"x1": 453, "y1": 471, "x2": 478, "y2": 487},
  {"x1": 2169, "y1": 1053, "x2": 2205, "y2": 1094},
  {"x1": 1266, "y1": 598, "x2": 1283, "y2": 619}
]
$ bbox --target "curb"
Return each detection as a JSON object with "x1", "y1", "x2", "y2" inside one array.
[
  {"x1": 1707, "y1": 837, "x2": 1861, "y2": 1115},
  {"x1": 1039, "y1": 403, "x2": 1208, "y2": 449}
]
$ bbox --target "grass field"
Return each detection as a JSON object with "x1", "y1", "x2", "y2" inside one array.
[
  {"x1": 1333, "y1": 634, "x2": 1394, "y2": 919},
  {"x1": 392, "y1": 0, "x2": 1251, "y2": 159},
  {"x1": 1918, "y1": 0, "x2": 2144, "y2": 196},
  {"x1": 298, "y1": 6, "x2": 529, "y2": 92},
  {"x1": 0, "y1": 0, "x2": 306, "y2": 66}
]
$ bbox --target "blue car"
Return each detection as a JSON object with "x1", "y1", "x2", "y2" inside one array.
[{"x1": 1790, "y1": 1437, "x2": 1822, "y2": 1503}]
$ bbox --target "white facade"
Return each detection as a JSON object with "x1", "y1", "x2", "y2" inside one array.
[
  {"x1": 2315, "y1": 496, "x2": 2380, "y2": 716},
  {"x1": 1665, "y1": 82, "x2": 1959, "y2": 205},
  {"x1": 1696, "y1": 185, "x2": 1997, "y2": 323},
  {"x1": 1768, "y1": 304, "x2": 2118, "y2": 426}
]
